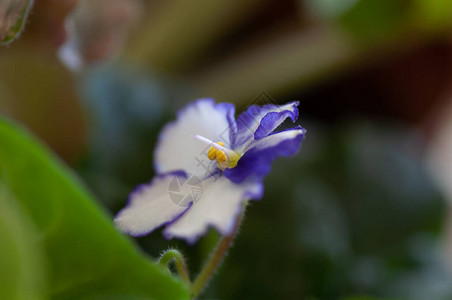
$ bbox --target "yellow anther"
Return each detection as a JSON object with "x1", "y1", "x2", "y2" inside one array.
[
  {"x1": 203, "y1": 140, "x2": 241, "y2": 170},
  {"x1": 216, "y1": 151, "x2": 227, "y2": 162},
  {"x1": 207, "y1": 147, "x2": 217, "y2": 160},
  {"x1": 207, "y1": 142, "x2": 225, "y2": 161}
]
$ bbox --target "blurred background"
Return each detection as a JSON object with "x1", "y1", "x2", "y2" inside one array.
[{"x1": 2, "y1": 0, "x2": 452, "y2": 299}]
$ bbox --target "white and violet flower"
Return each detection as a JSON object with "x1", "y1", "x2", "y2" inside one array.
[{"x1": 115, "y1": 99, "x2": 305, "y2": 244}]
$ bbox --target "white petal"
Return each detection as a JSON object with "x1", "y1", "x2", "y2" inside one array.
[
  {"x1": 155, "y1": 99, "x2": 235, "y2": 178},
  {"x1": 114, "y1": 173, "x2": 192, "y2": 236},
  {"x1": 246, "y1": 126, "x2": 306, "y2": 152},
  {"x1": 163, "y1": 176, "x2": 262, "y2": 244}
]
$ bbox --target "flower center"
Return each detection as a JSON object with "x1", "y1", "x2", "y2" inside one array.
[{"x1": 193, "y1": 135, "x2": 241, "y2": 171}]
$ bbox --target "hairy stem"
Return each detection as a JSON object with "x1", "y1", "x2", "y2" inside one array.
[
  {"x1": 158, "y1": 249, "x2": 190, "y2": 286},
  {"x1": 191, "y1": 204, "x2": 246, "y2": 298}
]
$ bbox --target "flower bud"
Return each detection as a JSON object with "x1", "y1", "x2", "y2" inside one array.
[{"x1": 0, "y1": 0, "x2": 33, "y2": 44}]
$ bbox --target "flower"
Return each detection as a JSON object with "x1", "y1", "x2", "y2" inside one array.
[{"x1": 115, "y1": 98, "x2": 305, "y2": 244}]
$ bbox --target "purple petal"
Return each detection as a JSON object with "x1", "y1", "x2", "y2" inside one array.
[
  {"x1": 233, "y1": 101, "x2": 299, "y2": 148},
  {"x1": 254, "y1": 106, "x2": 299, "y2": 140},
  {"x1": 224, "y1": 126, "x2": 305, "y2": 183}
]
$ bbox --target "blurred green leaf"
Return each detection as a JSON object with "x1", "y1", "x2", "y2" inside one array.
[
  {"x1": 413, "y1": 0, "x2": 452, "y2": 29},
  {"x1": 306, "y1": 0, "x2": 410, "y2": 42},
  {"x1": 339, "y1": 0, "x2": 408, "y2": 42},
  {"x1": 0, "y1": 117, "x2": 189, "y2": 299},
  {"x1": 0, "y1": 184, "x2": 46, "y2": 300}
]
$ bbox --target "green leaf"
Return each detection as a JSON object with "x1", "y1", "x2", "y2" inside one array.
[
  {"x1": 0, "y1": 184, "x2": 46, "y2": 300},
  {"x1": 0, "y1": 117, "x2": 189, "y2": 299}
]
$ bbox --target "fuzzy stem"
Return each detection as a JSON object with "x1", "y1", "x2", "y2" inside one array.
[
  {"x1": 190, "y1": 204, "x2": 246, "y2": 298},
  {"x1": 159, "y1": 249, "x2": 190, "y2": 286}
]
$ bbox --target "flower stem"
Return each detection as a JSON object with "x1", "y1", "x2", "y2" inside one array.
[
  {"x1": 190, "y1": 204, "x2": 246, "y2": 298},
  {"x1": 158, "y1": 249, "x2": 190, "y2": 286}
]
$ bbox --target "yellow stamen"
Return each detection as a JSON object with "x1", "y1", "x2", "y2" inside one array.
[
  {"x1": 216, "y1": 151, "x2": 227, "y2": 162},
  {"x1": 207, "y1": 147, "x2": 217, "y2": 160},
  {"x1": 207, "y1": 142, "x2": 225, "y2": 161},
  {"x1": 194, "y1": 135, "x2": 241, "y2": 170}
]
